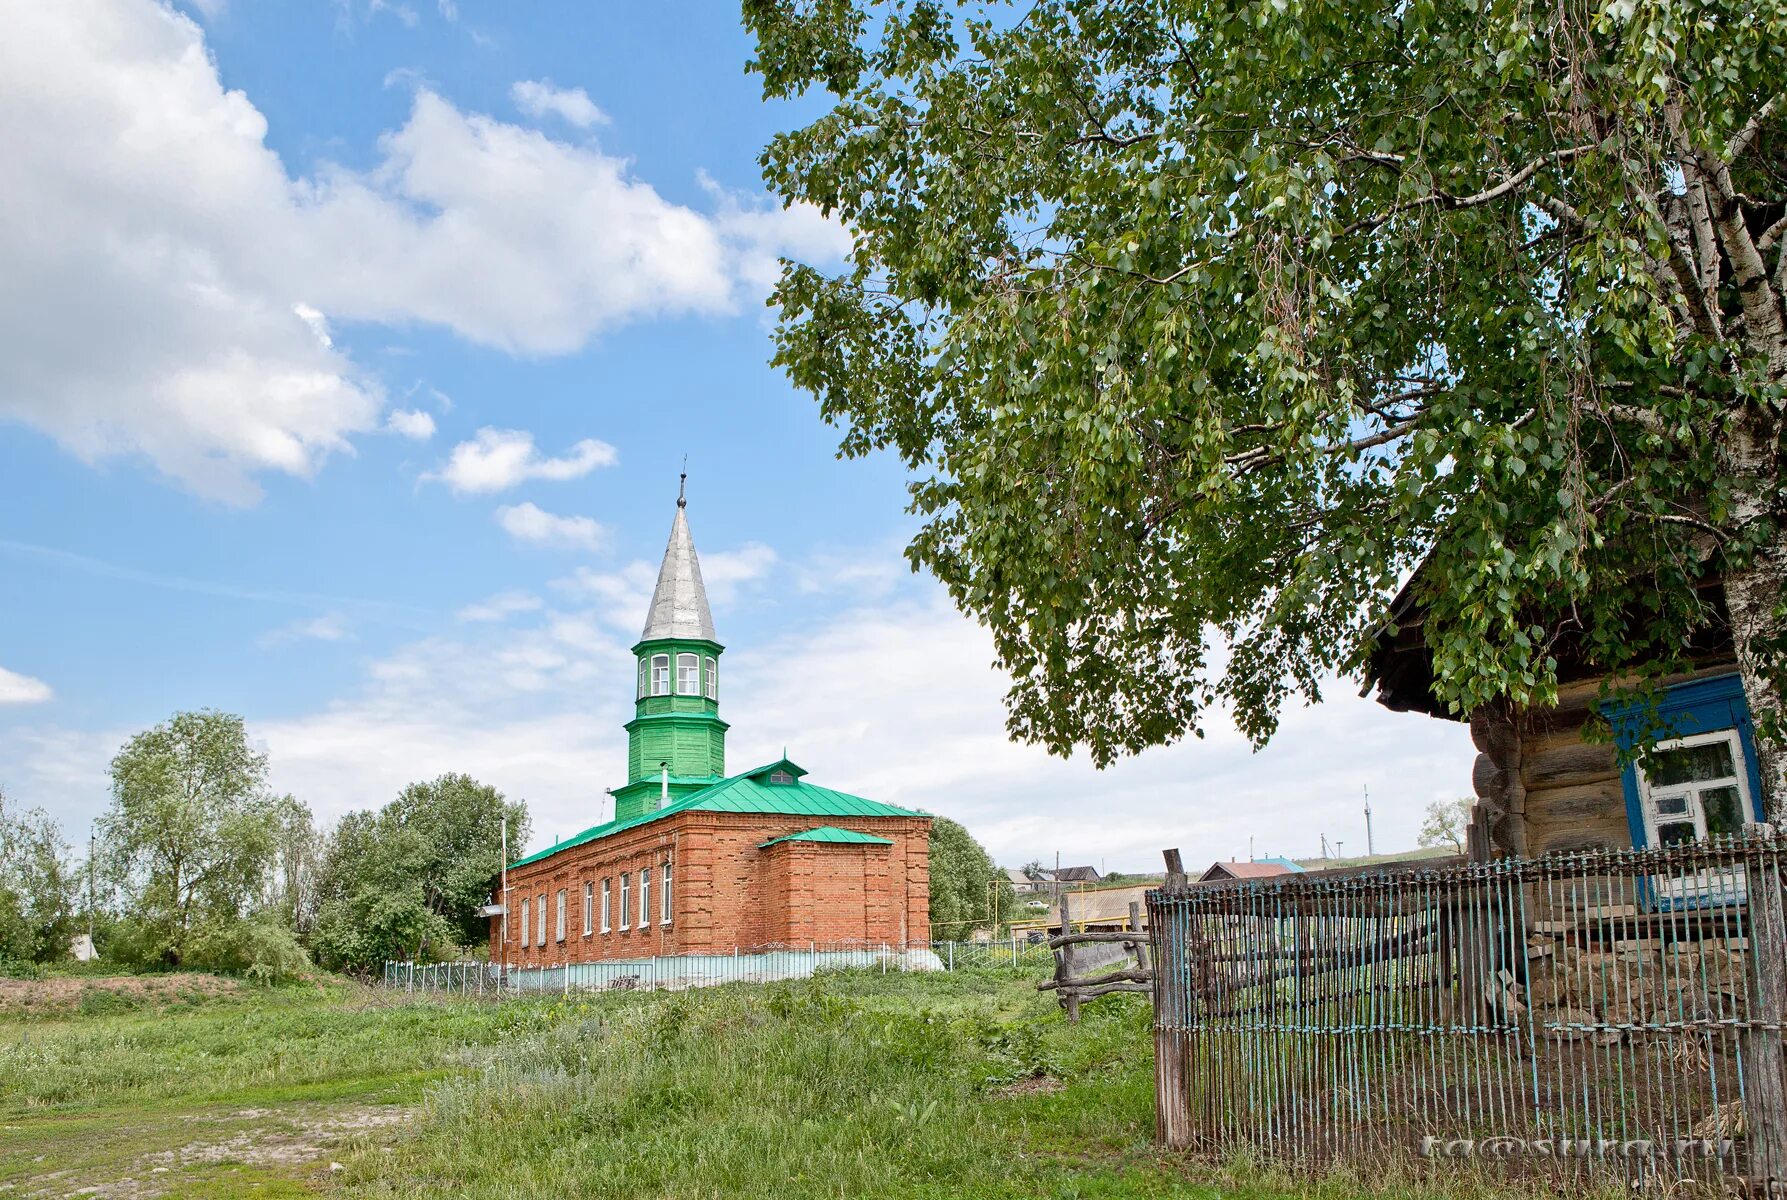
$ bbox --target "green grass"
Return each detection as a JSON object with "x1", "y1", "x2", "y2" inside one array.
[{"x1": 1, "y1": 966, "x2": 1527, "y2": 1199}]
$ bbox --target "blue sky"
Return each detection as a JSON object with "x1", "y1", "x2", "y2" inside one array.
[{"x1": 0, "y1": 0, "x2": 1473, "y2": 871}]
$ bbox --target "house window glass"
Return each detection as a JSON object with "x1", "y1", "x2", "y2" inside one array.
[
  {"x1": 600, "y1": 879, "x2": 611, "y2": 933},
  {"x1": 661, "y1": 860, "x2": 673, "y2": 924},
  {"x1": 705, "y1": 657, "x2": 717, "y2": 701},
  {"x1": 537, "y1": 893, "x2": 547, "y2": 945},
  {"x1": 768, "y1": 770, "x2": 794, "y2": 785},
  {"x1": 555, "y1": 889, "x2": 566, "y2": 942},
  {"x1": 619, "y1": 874, "x2": 631, "y2": 929},
  {"x1": 639, "y1": 867, "x2": 652, "y2": 927},
  {"x1": 650, "y1": 655, "x2": 670, "y2": 696},
  {"x1": 583, "y1": 882, "x2": 593, "y2": 935},
  {"x1": 676, "y1": 653, "x2": 699, "y2": 695},
  {"x1": 519, "y1": 898, "x2": 529, "y2": 947},
  {"x1": 1640, "y1": 730, "x2": 1753, "y2": 846}
]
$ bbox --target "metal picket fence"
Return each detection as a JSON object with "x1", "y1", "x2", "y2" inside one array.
[
  {"x1": 1149, "y1": 833, "x2": 1787, "y2": 1191},
  {"x1": 382, "y1": 938, "x2": 1052, "y2": 998}
]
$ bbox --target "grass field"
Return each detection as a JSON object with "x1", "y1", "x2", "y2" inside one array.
[{"x1": 1, "y1": 967, "x2": 1502, "y2": 1199}]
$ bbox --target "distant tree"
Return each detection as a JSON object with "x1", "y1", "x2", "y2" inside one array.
[
  {"x1": 98, "y1": 711, "x2": 283, "y2": 966},
  {"x1": 261, "y1": 795, "x2": 318, "y2": 933},
  {"x1": 928, "y1": 817, "x2": 1013, "y2": 938},
  {"x1": 311, "y1": 774, "x2": 526, "y2": 971},
  {"x1": 1419, "y1": 799, "x2": 1477, "y2": 854},
  {"x1": 0, "y1": 789, "x2": 79, "y2": 964}
]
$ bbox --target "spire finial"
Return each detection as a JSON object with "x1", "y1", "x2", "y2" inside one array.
[{"x1": 678, "y1": 457, "x2": 687, "y2": 508}]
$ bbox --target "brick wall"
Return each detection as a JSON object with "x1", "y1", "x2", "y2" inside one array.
[{"x1": 487, "y1": 809, "x2": 932, "y2": 964}]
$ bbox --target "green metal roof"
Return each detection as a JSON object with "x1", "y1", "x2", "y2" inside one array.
[
  {"x1": 759, "y1": 825, "x2": 895, "y2": 848},
  {"x1": 508, "y1": 760, "x2": 925, "y2": 870}
]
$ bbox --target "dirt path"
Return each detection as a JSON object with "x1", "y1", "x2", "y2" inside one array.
[{"x1": 0, "y1": 1099, "x2": 415, "y2": 1198}]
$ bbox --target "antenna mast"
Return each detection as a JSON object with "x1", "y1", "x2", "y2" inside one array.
[{"x1": 1364, "y1": 784, "x2": 1376, "y2": 857}]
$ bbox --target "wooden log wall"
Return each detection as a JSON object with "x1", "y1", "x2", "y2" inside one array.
[{"x1": 1488, "y1": 664, "x2": 1741, "y2": 859}]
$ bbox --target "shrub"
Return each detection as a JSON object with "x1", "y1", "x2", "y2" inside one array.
[{"x1": 185, "y1": 915, "x2": 311, "y2": 985}]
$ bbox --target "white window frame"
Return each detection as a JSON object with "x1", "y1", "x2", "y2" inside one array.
[
  {"x1": 704, "y1": 657, "x2": 717, "y2": 701},
  {"x1": 600, "y1": 878, "x2": 611, "y2": 933},
  {"x1": 661, "y1": 859, "x2": 673, "y2": 925},
  {"x1": 639, "y1": 867, "x2": 652, "y2": 927},
  {"x1": 1637, "y1": 728, "x2": 1753, "y2": 847},
  {"x1": 519, "y1": 898, "x2": 530, "y2": 947},
  {"x1": 676, "y1": 653, "x2": 699, "y2": 695},
  {"x1": 537, "y1": 893, "x2": 547, "y2": 945},
  {"x1": 650, "y1": 655, "x2": 670, "y2": 696},
  {"x1": 555, "y1": 889, "x2": 566, "y2": 942},
  {"x1": 582, "y1": 882, "x2": 593, "y2": 936},
  {"x1": 619, "y1": 874, "x2": 631, "y2": 929},
  {"x1": 637, "y1": 658, "x2": 649, "y2": 699}
]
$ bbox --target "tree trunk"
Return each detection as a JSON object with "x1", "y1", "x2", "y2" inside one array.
[{"x1": 1721, "y1": 405, "x2": 1787, "y2": 827}]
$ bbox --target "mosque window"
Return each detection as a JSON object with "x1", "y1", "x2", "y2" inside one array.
[
  {"x1": 705, "y1": 657, "x2": 717, "y2": 700},
  {"x1": 676, "y1": 653, "x2": 699, "y2": 695},
  {"x1": 637, "y1": 658, "x2": 649, "y2": 699},
  {"x1": 650, "y1": 655, "x2": 670, "y2": 696},
  {"x1": 768, "y1": 771, "x2": 795, "y2": 785}
]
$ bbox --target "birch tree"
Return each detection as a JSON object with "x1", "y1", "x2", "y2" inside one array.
[{"x1": 744, "y1": 0, "x2": 1787, "y2": 815}]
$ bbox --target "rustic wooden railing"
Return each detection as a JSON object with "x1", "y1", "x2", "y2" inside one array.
[{"x1": 1039, "y1": 890, "x2": 1155, "y2": 1022}]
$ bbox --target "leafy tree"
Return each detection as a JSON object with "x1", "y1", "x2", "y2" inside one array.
[
  {"x1": 928, "y1": 817, "x2": 1013, "y2": 937},
  {"x1": 98, "y1": 710, "x2": 283, "y2": 965},
  {"x1": 311, "y1": 774, "x2": 526, "y2": 971},
  {"x1": 743, "y1": 0, "x2": 1787, "y2": 816},
  {"x1": 261, "y1": 795, "x2": 318, "y2": 933},
  {"x1": 1418, "y1": 798, "x2": 1476, "y2": 854},
  {"x1": 0, "y1": 789, "x2": 79, "y2": 964}
]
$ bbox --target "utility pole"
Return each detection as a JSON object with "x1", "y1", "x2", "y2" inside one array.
[
  {"x1": 87, "y1": 833, "x2": 96, "y2": 943},
  {"x1": 1364, "y1": 784, "x2": 1376, "y2": 857},
  {"x1": 499, "y1": 816, "x2": 510, "y2": 969}
]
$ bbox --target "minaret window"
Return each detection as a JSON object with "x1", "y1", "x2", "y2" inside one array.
[
  {"x1": 650, "y1": 654, "x2": 670, "y2": 696},
  {"x1": 676, "y1": 653, "x2": 699, "y2": 695},
  {"x1": 705, "y1": 657, "x2": 717, "y2": 700},
  {"x1": 637, "y1": 659, "x2": 649, "y2": 699}
]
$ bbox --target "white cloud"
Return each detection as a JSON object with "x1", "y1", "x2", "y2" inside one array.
[
  {"x1": 0, "y1": 667, "x2": 53, "y2": 706},
  {"x1": 511, "y1": 80, "x2": 607, "y2": 129},
  {"x1": 457, "y1": 589, "x2": 544, "y2": 623},
  {"x1": 261, "y1": 614, "x2": 352, "y2": 646},
  {"x1": 428, "y1": 429, "x2": 617, "y2": 494},
  {"x1": 0, "y1": 0, "x2": 848, "y2": 501},
  {"x1": 496, "y1": 503, "x2": 608, "y2": 552},
  {"x1": 384, "y1": 408, "x2": 436, "y2": 440},
  {"x1": 699, "y1": 542, "x2": 778, "y2": 604}
]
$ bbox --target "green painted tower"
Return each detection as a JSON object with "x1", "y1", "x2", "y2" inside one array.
[{"x1": 609, "y1": 480, "x2": 727, "y2": 822}]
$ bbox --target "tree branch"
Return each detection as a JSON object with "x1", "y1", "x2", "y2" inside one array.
[{"x1": 1344, "y1": 144, "x2": 1596, "y2": 236}]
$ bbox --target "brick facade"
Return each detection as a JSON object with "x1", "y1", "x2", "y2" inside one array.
[{"x1": 491, "y1": 808, "x2": 931, "y2": 963}]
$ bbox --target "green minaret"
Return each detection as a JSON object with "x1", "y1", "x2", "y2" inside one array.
[{"x1": 610, "y1": 478, "x2": 727, "y2": 821}]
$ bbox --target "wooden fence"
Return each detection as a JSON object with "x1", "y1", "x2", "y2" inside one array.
[
  {"x1": 1039, "y1": 890, "x2": 1153, "y2": 1021},
  {"x1": 1148, "y1": 830, "x2": 1787, "y2": 1192}
]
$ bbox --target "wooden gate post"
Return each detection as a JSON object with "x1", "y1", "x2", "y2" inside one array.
[
  {"x1": 1743, "y1": 825, "x2": 1787, "y2": 1188},
  {"x1": 1154, "y1": 849, "x2": 1192, "y2": 1149},
  {"x1": 1057, "y1": 891, "x2": 1080, "y2": 1024}
]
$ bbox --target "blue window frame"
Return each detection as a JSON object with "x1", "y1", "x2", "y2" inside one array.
[{"x1": 1606, "y1": 673, "x2": 1765, "y2": 850}]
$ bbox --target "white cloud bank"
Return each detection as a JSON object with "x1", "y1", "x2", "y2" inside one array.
[
  {"x1": 0, "y1": 0, "x2": 846, "y2": 502},
  {"x1": 0, "y1": 667, "x2": 53, "y2": 706},
  {"x1": 0, "y1": 553, "x2": 1474, "y2": 873}
]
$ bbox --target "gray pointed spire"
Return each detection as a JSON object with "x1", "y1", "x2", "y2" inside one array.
[{"x1": 640, "y1": 490, "x2": 716, "y2": 643}]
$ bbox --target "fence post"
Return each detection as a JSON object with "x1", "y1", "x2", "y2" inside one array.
[
  {"x1": 1744, "y1": 825, "x2": 1787, "y2": 1188},
  {"x1": 1153, "y1": 849, "x2": 1191, "y2": 1149},
  {"x1": 1058, "y1": 891, "x2": 1080, "y2": 1023}
]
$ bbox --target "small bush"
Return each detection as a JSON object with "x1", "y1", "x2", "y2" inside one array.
[
  {"x1": 185, "y1": 916, "x2": 311, "y2": 985},
  {"x1": 0, "y1": 957, "x2": 44, "y2": 981}
]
